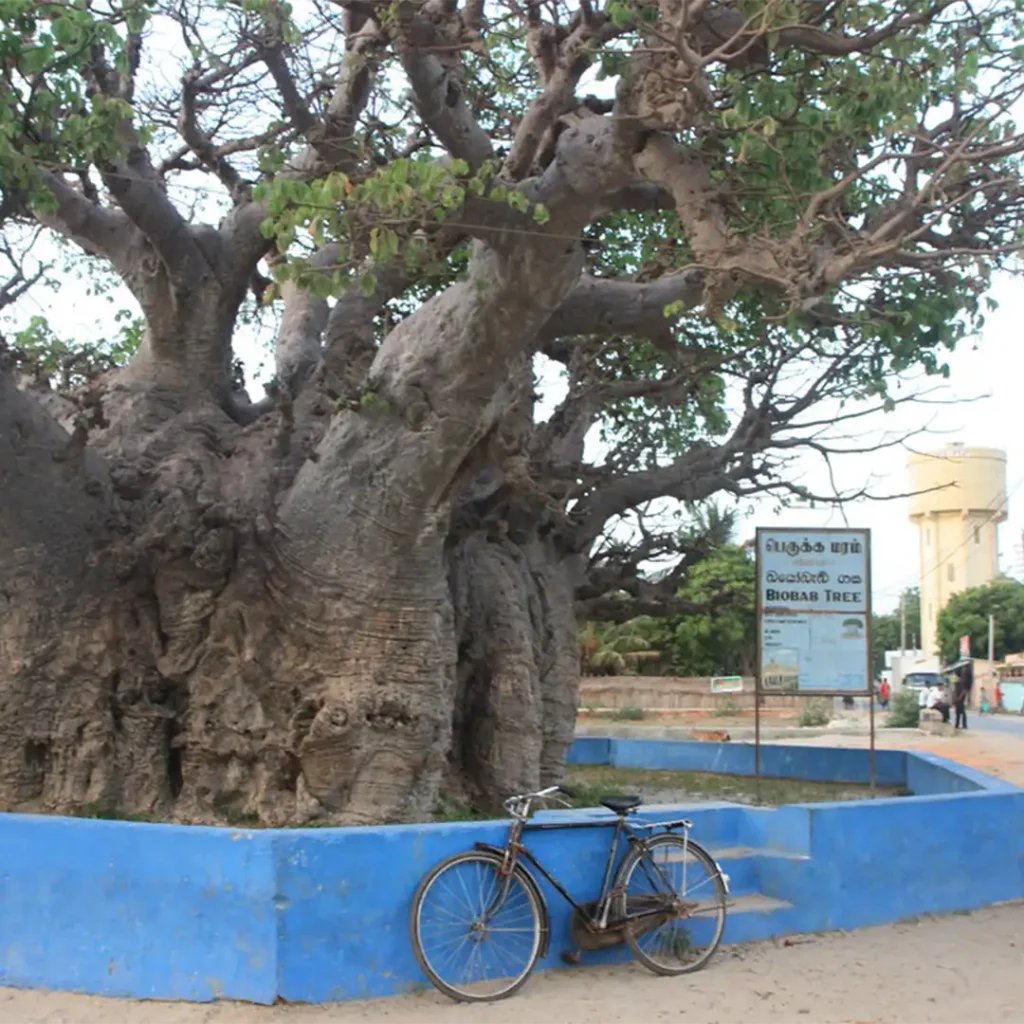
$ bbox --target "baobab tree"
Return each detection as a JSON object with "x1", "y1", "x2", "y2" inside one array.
[{"x1": 1, "y1": 0, "x2": 1022, "y2": 824}]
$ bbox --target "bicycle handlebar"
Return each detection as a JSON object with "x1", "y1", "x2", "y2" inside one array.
[{"x1": 502, "y1": 784, "x2": 577, "y2": 819}]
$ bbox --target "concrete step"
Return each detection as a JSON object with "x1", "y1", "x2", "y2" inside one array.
[
  {"x1": 708, "y1": 845, "x2": 810, "y2": 898},
  {"x1": 666, "y1": 891, "x2": 795, "y2": 948},
  {"x1": 723, "y1": 893, "x2": 797, "y2": 945}
]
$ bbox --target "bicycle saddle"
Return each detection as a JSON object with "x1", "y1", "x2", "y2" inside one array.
[{"x1": 600, "y1": 794, "x2": 642, "y2": 814}]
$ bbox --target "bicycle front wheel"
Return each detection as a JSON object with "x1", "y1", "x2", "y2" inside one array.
[
  {"x1": 410, "y1": 850, "x2": 545, "y2": 1002},
  {"x1": 614, "y1": 833, "x2": 727, "y2": 976}
]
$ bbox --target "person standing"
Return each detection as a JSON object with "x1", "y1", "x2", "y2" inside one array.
[
  {"x1": 879, "y1": 679, "x2": 890, "y2": 710},
  {"x1": 953, "y1": 673, "x2": 968, "y2": 730}
]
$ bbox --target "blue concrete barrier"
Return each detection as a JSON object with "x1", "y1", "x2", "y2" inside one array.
[
  {"x1": 594, "y1": 737, "x2": 909, "y2": 786},
  {"x1": 0, "y1": 815, "x2": 277, "y2": 1003},
  {"x1": 1, "y1": 739, "x2": 1021, "y2": 1004}
]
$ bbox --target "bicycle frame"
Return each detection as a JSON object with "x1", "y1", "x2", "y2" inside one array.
[{"x1": 474, "y1": 811, "x2": 694, "y2": 932}]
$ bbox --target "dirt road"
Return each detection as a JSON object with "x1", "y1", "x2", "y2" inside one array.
[{"x1": 4, "y1": 903, "x2": 1023, "y2": 1023}]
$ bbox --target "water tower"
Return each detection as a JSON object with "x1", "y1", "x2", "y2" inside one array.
[{"x1": 907, "y1": 444, "x2": 1007, "y2": 657}]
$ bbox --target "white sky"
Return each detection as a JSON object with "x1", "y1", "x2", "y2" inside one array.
[
  {"x1": 739, "y1": 271, "x2": 1024, "y2": 617},
  {"x1": 5, "y1": 6, "x2": 1021, "y2": 627},
  {"x1": 8, "y1": 257, "x2": 1019, "y2": 625}
]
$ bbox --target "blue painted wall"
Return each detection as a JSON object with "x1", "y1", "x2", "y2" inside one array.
[
  {"x1": 0, "y1": 815, "x2": 277, "y2": 1003},
  {"x1": 751, "y1": 790, "x2": 1024, "y2": 931},
  {"x1": 1, "y1": 739, "x2": 1021, "y2": 1005},
  {"x1": 600, "y1": 738, "x2": 907, "y2": 786},
  {"x1": 272, "y1": 801, "x2": 749, "y2": 1002}
]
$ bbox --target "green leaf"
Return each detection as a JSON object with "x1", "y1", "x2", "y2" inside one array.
[{"x1": 359, "y1": 271, "x2": 378, "y2": 297}]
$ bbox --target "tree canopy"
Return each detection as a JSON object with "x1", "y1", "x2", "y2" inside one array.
[
  {"x1": 4, "y1": 3, "x2": 1023, "y2": 585},
  {"x1": 871, "y1": 586, "x2": 920, "y2": 674},
  {"x1": 663, "y1": 541, "x2": 755, "y2": 676},
  {"x1": 937, "y1": 579, "x2": 1024, "y2": 663},
  {"x1": 580, "y1": 508, "x2": 755, "y2": 677}
]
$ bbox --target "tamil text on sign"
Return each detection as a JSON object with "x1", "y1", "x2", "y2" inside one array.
[{"x1": 757, "y1": 529, "x2": 871, "y2": 694}]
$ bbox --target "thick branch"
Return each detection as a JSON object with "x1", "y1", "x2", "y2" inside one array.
[
  {"x1": 32, "y1": 172, "x2": 140, "y2": 277},
  {"x1": 634, "y1": 134, "x2": 787, "y2": 291},
  {"x1": 400, "y1": 51, "x2": 494, "y2": 168},
  {"x1": 274, "y1": 246, "x2": 341, "y2": 391},
  {"x1": 505, "y1": 7, "x2": 620, "y2": 179},
  {"x1": 568, "y1": 414, "x2": 767, "y2": 550},
  {"x1": 540, "y1": 270, "x2": 704, "y2": 343},
  {"x1": 178, "y1": 70, "x2": 250, "y2": 203},
  {"x1": 321, "y1": 263, "x2": 410, "y2": 387},
  {"x1": 219, "y1": 10, "x2": 382, "y2": 289}
]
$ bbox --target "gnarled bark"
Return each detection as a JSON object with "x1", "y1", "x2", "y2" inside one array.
[
  {"x1": 0, "y1": 371, "x2": 582, "y2": 823},
  {"x1": 0, "y1": 220, "x2": 592, "y2": 825}
]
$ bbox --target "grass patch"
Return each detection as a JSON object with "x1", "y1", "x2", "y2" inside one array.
[
  {"x1": 564, "y1": 764, "x2": 907, "y2": 807},
  {"x1": 713, "y1": 699, "x2": 742, "y2": 718},
  {"x1": 432, "y1": 796, "x2": 491, "y2": 822},
  {"x1": 886, "y1": 689, "x2": 921, "y2": 728},
  {"x1": 798, "y1": 700, "x2": 832, "y2": 727},
  {"x1": 582, "y1": 705, "x2": 648, "y2": 721},
  {"x1": 72, "y1": 802, "x2": 158, "y2": 824}
]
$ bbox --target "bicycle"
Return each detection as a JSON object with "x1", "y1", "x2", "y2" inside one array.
[{"x1": 409, "y1": 784, "x2": 730, "y2": 1002}]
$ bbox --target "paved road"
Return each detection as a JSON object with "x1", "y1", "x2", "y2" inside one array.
[
  {"x1": 972, "y1": 712, "x2": 1024, "y2": 735},
  {"x1": 3, "y1": 904, "x2": 1024, "y2": 1023}
]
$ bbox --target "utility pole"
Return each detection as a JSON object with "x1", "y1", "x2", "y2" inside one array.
[
  {"x1": 988, "y1": 614, "x2": 996, "y2": 698},
  {"x1": 899, "y1": 592, "x2": 907, "y2": 655}
]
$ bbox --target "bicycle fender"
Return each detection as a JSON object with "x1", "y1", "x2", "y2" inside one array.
[{"x1": 472, "y1": 842, "x2": 552, "y2": 959}]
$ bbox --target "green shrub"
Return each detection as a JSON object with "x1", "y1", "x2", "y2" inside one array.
[
  {"x1": 611, "y1": 705, "x2": 645, "y2": 721},
  {"x1": 886, "y1": 689, "x2": 921, "y2": 728},
  {"x1": 798, "y1": 700, "x2": 831, "y2": 727}
]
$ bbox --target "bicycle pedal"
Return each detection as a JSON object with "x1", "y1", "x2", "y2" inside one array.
[{"x1": 560, "y1": 950, "x2": 582, "y2": 965}]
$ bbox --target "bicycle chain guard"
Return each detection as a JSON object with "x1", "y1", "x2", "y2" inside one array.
[{"x1": 569, "y1": 896, "x2": 677, "y2": 952}]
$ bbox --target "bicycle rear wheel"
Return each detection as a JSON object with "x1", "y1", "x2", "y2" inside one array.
[
  {"x1": 614, "y1": 833, "x2": 727, "y2": 975},
  {"x1": 410, "y1": 850, "x2": 545, "y2": 1002}
]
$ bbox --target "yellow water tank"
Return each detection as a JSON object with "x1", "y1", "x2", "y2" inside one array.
[{"x1": 907, "y1": 444, "x2": 1007, "y2": 657}]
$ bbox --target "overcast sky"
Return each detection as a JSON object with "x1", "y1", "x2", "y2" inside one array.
[
  {"x1": 740, "y1": 270, "x2": 1023, "y2": 619},
  {"x1": 5, "y1": 6, "x2": 1021, "y2": 632},
  {"x1": 8, "y1": 257, "x2": 1018, "y2": 629}
]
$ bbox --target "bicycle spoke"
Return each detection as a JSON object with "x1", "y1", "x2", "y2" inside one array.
[
  {"x1": 619, "y1": 836, "x2": 726, "y2": 975},
  {"x1": 413, "y1": 853, "x2": 542, "y2": 1001}
]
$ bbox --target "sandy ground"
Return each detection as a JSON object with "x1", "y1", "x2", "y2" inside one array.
[
  {"x1": 775, "y1": 714, "x2": 1024, "y2": 788},
  {"x1": 3, "y1": 903, "x2": 1023, "y2": 1023}
]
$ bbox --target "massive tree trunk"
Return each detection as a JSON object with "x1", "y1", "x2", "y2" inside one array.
[
  {"x1": 0, "y1": 76, "x2": 698, "y2": 826},
  {"x1": 0, "y1": 219, "x2": 596, "y2": 825},
  {"x1": 0, "y1": 373, "x2": 582, "y2": 826}
]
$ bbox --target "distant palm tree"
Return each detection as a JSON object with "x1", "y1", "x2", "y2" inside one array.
[
  {"x1": 580, "y1": 619, "x2": 666, "y2": 676},
  {"x1": 685, "y1": 501, "x2": 738, "y2": 552}
]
